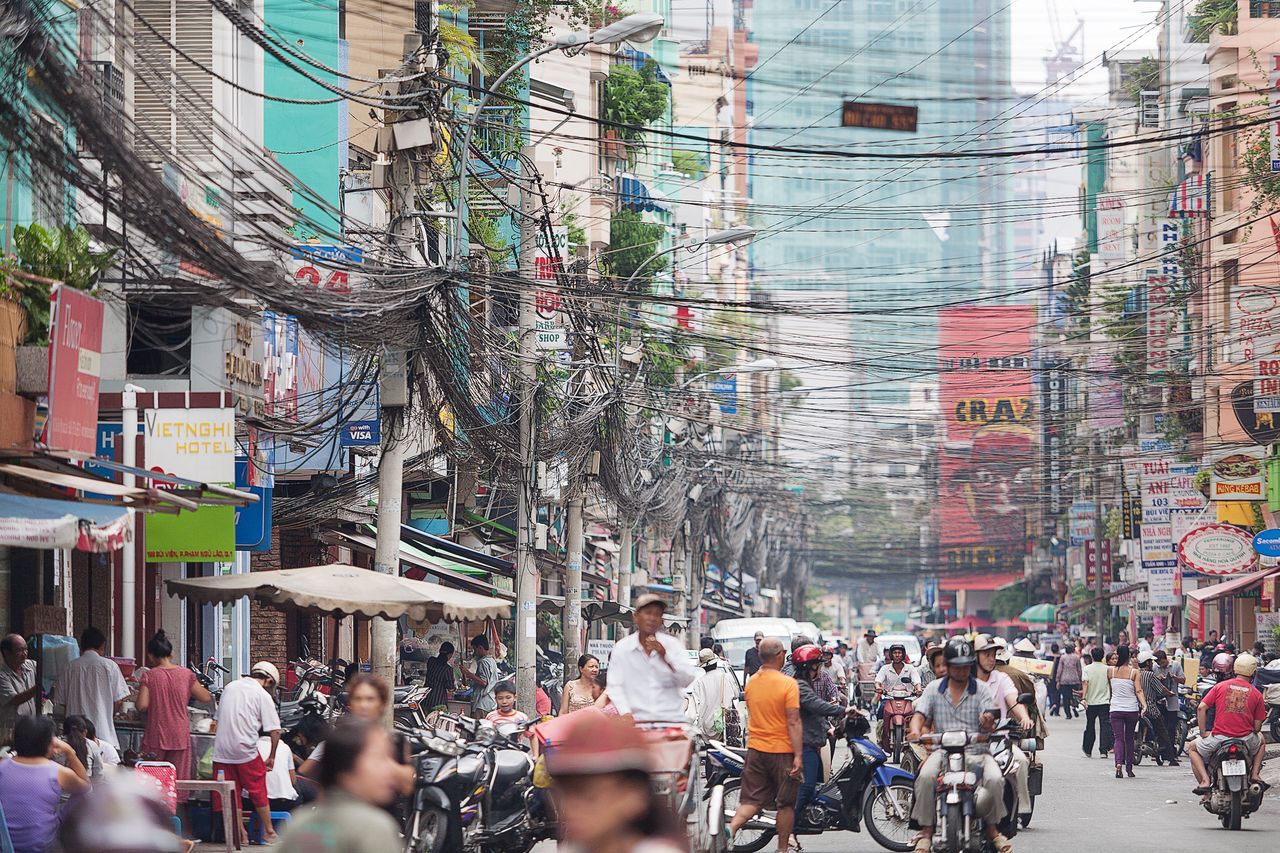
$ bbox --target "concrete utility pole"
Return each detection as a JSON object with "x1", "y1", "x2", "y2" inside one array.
[
  {"x1": 564, "y1": 494, "x2": 584, "y2": 676},
  {"x1": 618, "y1": 524, "x2": 633, "y2": 639},
  {"x1": 1094, "y1": 434, "x2": 1106, "y2": 645},
  {"x1": 673, "y1": 528, "x2": 687, "y2": 631},
  {"x1": 515, "y1": 145, "x2": 541, "y2": 715},
  {"x1": 371, "y1": 33, "x2": 427, "y2": 710}
]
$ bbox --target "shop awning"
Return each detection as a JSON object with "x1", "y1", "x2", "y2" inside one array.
[
  {"x1": 1185, "y1": 567, "x2": 1280, "y2": 603},
  {"x1": 322, "y1": 529, "x2": 513, "y2": 600},
  {"x1": 397, "y1": 522, "x2": 514, "y2": 576},
  {"x1": 85, "y1": 456, "x2": 259, "y2": 506},
  {"x1": 617, "y1": 175, "x2": 669, "y2": 213},
  {"x1": 166, "y1": 563, "x2": 512, "y2": 623},
  {"x1": 0, "y1": 462, "x2": 197, "y2": 512},
  {"x1": 938, "y1": 572, "x2": 1022, "y2": 592},
  {"x1": 0, "y1": 493, "x2": 129, "y2": 552},
  {"x1": 617, "y1": 49, "x2": 671, "y2": 84}
]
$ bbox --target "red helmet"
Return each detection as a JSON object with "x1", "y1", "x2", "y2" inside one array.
[
  {"x1": 1212, "y1": 652, "x2": 1235, "y2": 675},
  {"x1": 792, "y1": 644, "x2": 823, "y2": 665}
]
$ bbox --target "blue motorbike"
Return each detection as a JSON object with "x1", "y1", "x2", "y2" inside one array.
[{"x1": 707, "y1": 713, "x2": 916, "y2": 852}]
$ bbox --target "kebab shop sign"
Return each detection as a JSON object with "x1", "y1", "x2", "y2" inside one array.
[
  {"x1": 1208, "y1": 446, "x2": 1266, "y2": 501},
  {"x1": 1178, "y1": 524, "x2": 1257, "y2": 576},
  {"x1": 143, "y1": 408, "x2": 235, "y2": 562}
]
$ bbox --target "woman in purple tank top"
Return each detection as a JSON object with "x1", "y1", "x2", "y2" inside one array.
[{"x1": 0, "y1": 715, "x2": 90, "y2": 853}]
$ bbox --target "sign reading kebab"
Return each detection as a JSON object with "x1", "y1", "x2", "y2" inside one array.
[{"x1": 937, "y1": 306, "x2": 1035, "y2": 575}]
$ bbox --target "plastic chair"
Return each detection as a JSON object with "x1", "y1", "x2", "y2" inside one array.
[
  {"x1": 0, "y1": 797, "x2": 15, "y2": 853},
  {"x1": 134, "y1": 761, "x2": 182, "y2": 837},
  {"x1": 246, "y1": 810, "x2": 292, "y2": 842}
]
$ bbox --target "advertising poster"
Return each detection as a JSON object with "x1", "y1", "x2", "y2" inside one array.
[
  {"x1": 143, "y1": 408, "x2": 235, "y2": 562},
  {"x1": 1208, "y1": 446, "x2": 1266, "y2": 501},
  {"x1": 937, "y1": 307, "x2": 1035, "y2": 575},
  {"x1": 44, "y1": 286, "x2": 104, "y2": 456},
  {"x1": 1086, "y1": 353, "x2": 1124, "y2": 430}
]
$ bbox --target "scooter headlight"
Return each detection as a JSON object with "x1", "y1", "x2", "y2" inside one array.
[{"x1": 940, "y1": 731, "x2": 968, "y2": 748}]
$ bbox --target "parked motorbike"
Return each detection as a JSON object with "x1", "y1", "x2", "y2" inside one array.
[
  {"x1": 401, "y1": 715, "x2": 554, "y2": 853},
  {"x1": 1201, "y1": 738, "x2": 1264, "y2": 831},
  {"x1": 1253, "y1": 662, "x2": 1280, "y2": 743},
  {"x1": 879, "y1": 686, "x2": 917, "y2": 767},
  {"x1": 917, "y1": 721, "x2": 1024, "y2": 853},
  {"x1": 708, "y1": 713, "x2": 916, "y2": 853}
]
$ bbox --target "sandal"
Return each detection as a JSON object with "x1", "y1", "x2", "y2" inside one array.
[
  {"x1": 910, "y1": 833, "x2": 932, "y2": 853},
  {"x1": 992, "y1": 833, "x2": 1013, "y2": 853}
]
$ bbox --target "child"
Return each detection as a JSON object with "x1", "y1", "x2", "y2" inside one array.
[
  {"x1": 85, "y1": 718, "x2": 120, "y2": 776},
  {"x1": 485, "y1": 684, "x2": 529, "y2": 726}
]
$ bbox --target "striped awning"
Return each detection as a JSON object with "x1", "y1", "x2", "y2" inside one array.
[
  {"x1": 617, "y1": 175, "x2": 669, "y2": 212},
  {"x1": 1169, "y1": 172, "x2": 1209, "y2": 218},
  {"x1": 617, "y1": 49, "x2": 671, "y2": 84}
]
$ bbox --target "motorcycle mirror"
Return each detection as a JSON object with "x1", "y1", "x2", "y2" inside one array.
[{"x1": 739, "y1": 690, "x2": 746, "y2": 702}]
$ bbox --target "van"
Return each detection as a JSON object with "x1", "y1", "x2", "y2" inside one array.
[{"x1": 711, "y1": 617, "x2": 794, "y2": 670}]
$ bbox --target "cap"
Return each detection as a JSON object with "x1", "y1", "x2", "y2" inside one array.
[
  {"x1": 633, "y1": 593, "x2": 668, "y2": 612},
  {"x1": 1235, "y1": 653, "x2": 1259, "y2": 677},
  {"x1": 544, "y1": 713, "x2": 653, "y2": 776},
  {"x1": 250, "y1": 661, "x2": 280, "y2": 684},
  {"x1": 698, "y1": 648, "x2": 717, "y2": 666},
  {"x1": 1137, "y1": 650, "x2": 1155, "y2": 665}
]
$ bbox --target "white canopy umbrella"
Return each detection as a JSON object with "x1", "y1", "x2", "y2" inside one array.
[{"x1": 165, "y1": 563, "x2": 510, "y2": 624}]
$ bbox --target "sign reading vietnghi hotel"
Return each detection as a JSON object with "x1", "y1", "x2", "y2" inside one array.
[{"x1": 143, "y1": 408, "x2": 236, "y2": 562}]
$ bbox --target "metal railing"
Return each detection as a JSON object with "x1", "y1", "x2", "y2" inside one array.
[{"x1": 1251, "y1": 0, "x2": 1280, "y2": 18}]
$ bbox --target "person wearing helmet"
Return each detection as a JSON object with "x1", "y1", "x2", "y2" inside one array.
[
  {"x1": 791, "y1": 644, "x2": 856, "y2": 823},
  {"x1": 1136, "y1": 651, "x2": 1176, "y2": 766},
  {"x1": 975, "y1": 635, "x2": 1033, "y2": 823},
  {"x1": 1190, "y1": 653, "x2": 1267, "y2": 794},
  {"x1": 1211, "y1": 651, "x2": 1236, "y2": 683},
  {"x1": 908, "y1": 638, "x2": 1010, "y2": 853},
  {"x1": 873, "y1": 643, "x2": 921, "y2": 718},
  {"x1": 821, "y1": 643, "x2": 849, "y2": 700},
  {"x1": 211, "y1": 661, "x2": 283, "y2": 846}
]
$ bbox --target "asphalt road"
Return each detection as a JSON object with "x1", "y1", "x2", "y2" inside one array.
[{"x1": 771, "y1": 712, "x2": 1280, "y2": 853}]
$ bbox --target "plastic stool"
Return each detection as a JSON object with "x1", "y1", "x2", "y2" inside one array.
[
  {"x1": 247, "y1": 811, "x2": 292, "y2": 842},
  {"x1": 170, "y1": 815, "x2": 182, "y2": 838}
]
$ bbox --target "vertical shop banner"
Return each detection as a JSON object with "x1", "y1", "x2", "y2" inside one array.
[
  {"x1": 143, "y1": 408, "x2": 235, "y2": 562},
  {"x1": 1141, "y1": 518, "x2": 1178, "y2": 606},
  {"x1": 937, "y1": 307, "x2": 1035, "y2": 574},
  {"x1": 1140, "y1": 458, "x2": 1173, "y2": 524},
  {"x1": 1271, "y1": 54, "x2": 1280, "y2": 172},
  {"x1": 1241, "y1": 287, "x2": 1280, "y2": 412},
  {"x1": 1086, "y1": 353, "x2": 1124, "y2": 430},
  {"x1": 1039, "y1": 358, "x2": 1068, "y2": 525},
  {"x1": 1069, "y1": 501, "x2": 1095, "y2": 545},
  {"x1": 1146, "y1": 274, "x2": 1177, "y2": 377},
  {"x1": 711, "y1": 374, "x2": 738, "y2": 414},
  {"x1": 1097, "y1": 195, "x2": 1127, "y2": 262},
  {"x1": 262, "y1": 311, "x2": 298, "y2": 421},
  {"x1": 1158, "y1": 219, "x2": 1181, "y2": 289},
  {"x1": 44, "y1": 286, "x2": 104, "y2": 456}
]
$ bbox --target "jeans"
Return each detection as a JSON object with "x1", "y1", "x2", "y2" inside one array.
[
  {"x1": 796, "y1": 745, "x2": 823, "y2": 818},
  {"x1": 1083, "y1": 703, "x2": 1112, "y2": 755},
  {"x1": 1110, "y1": 710, "x2": 1140, "y2": 769},
  {"x1": 1161, "y1": 707, "x2": 1181, "y2": 761},
  {"x1": 1058, "y1": 683, "x2": 1080, "y2": 718}
]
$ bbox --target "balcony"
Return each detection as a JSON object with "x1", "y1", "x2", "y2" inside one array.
[
  {"x1": 469, "y1": 104, "x2": 521, "y2": 184},
  {"x1": 1252, "y1": 0, "x2": 1280, "y2": 18}
]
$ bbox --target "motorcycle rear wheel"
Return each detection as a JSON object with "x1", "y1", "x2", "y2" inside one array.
[
  {"x1": 1228, "y1": 791, "x2": 1243, "y2": 831},
  {"x1": 721, "y1": 780, "x2": 774, "y2": 853},
  {"x1": 863, "y1": 782, "x2": 915, "y2": 852},
  {"x1": 943, "y1": 802, "x2": 963, "y2": 853}
]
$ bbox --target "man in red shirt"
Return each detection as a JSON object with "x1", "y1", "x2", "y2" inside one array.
[{"x1": 1190, "y1": 653, "x2": 1266, "y2": 793}]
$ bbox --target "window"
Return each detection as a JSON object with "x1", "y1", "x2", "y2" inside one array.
[{"x1": 1251, "y1": 0, "x2": 1280, "y2": 18}]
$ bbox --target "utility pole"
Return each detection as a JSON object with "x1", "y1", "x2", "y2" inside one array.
[
  {"x1": 515, "y1": 144, "x2": 540, "y2": 715},
  {"x1": 1093, "y1": 433, "x2": 1106, "y2": 645},
  {"x1": 371, "y1": 33, "x2": 427, "y2": 711},
  {"x1": 618, "y1": 523, "x2": 633, "y2": 639},
  {"x1": 564, "y1": 494, "x2": 584, "y2": 677},
  {"x1": 673, "y1": 527, "x2": 687, "y2": 635}
]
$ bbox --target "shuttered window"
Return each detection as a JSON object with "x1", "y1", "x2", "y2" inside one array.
[{"x1": 131, "y1": 0, "x2": 213, "y2": 167}]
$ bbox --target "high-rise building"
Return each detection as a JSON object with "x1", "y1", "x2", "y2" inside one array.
[{"x1": 748, "y1": 0, "x2": 1014, "y2": 401}]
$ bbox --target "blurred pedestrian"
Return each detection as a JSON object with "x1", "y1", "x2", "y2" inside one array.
[
  {"x1": 1153, "y1": 650, "x2": 1184, "y2": 767},
  {"x1": 791, "y1": 645, "x2": 854, "y2": 824},
  {"x1": 1080, "y1": 648, "x2": 1112, "y2": 759},
  {"x1": 1107, "y1": 646, "x2": 1148, "y2": 778},
  {"x1": 562, "y1": 654, "x2": 603, "y2": 715},
  {"x1": 1137, "y1": 652, "x2": 1173, "y2": 765},
  {"x1": 689, "y1": 648, "x2": 739, "y2": 743},
  {"x1": 1046, "y1": 643, "x2": 1061, "y2": 716},
  {"x1": 299, "y1": 673, "x2": 413, "y2": 795},
  {"x1": 1056, "y1": 643, "x2": 1082, "y2": 719},
  {"x1": 422, "y1": 641, "x2": 456, "y2": 713},
  {"x1": 278, "y1": 717, "x2": 403, "y2": 852},
  {"x1": 545, "y1": 712, "x2": 687, "y2": 853},
  {"x1": 745, "y1": 631, "x2": 765, "y2": 681},
  {"x1": 57, "y1": 773, "x2": 188, "y2": 853}
]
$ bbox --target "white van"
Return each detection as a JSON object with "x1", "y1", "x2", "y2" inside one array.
[{"x1": 711, "y1": 617, "x2": 794, "y2": 670}]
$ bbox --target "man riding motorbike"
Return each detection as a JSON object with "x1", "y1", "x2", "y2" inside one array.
[
  {"x1": 974, "y1": 635, "x2": 1033, "y2": 825},
  {"x1": 791, "y1": 644, "x2": 857, "y2": 823},
  {"x1": 1190, "y1": 653, "x2": 1267, "y2": 796},
  {"x1": 908, "y1": 638, "x2": 1011, "y2": 853},
  {"x1": 874, "y1": 644, "x2": 921, "y2": 716}
]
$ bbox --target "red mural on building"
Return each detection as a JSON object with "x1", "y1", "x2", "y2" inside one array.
[{"x1": 937, "y1": 306, "x2": 1036, "y2": 576}]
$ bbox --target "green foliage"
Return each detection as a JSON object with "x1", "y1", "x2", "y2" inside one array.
[
  {"x1": 602, "y1": 60, "x2": 671, "y2": 144},
  {"x1": 803, "y1": 589, "x2": 833, "y2": 631},
  {"x1": 779, "y1": 370, "x2": 802, "y2": 393},
  {"x1": 605, "y1": 209, "x2": 667, "y2": 289},
  {"x1": 537, "y1": 610, "x2": 563, "y2": 649},
  {"x1": 1122, "y1": 57, "x2": 1160, "y2": 102},
  {"x1": 1188, "y1": 0, "x2": 1237, "y2": 42},
  {"x1": 0, "y1": 224, "x2": 116, "y2": 345},
  {"x1": 642, "y1": 335, "x2": 689, "y2": 389},
  {"x1": 1237, "y1": 111, "x2": 1280, "y2": 215},
  {"x1": 1066, "y1": 249, "x2": 1090, "y2": 333},
  {"x1": 671, "y1": 148, "x2": 708, "y2": 180},
  {"x1": 562, "y1": 210, "x2": 587, "y2": 252},
  {"x1": 1104, "y1": 509, "x2": 1122, "y2": 541},
  {"x1": 990, "y1": 582, "x2": 1028, "y2": 622},
  {"x1": 438, "y1": 20, "x2": 488, "y2": 78},
  {"x1": 467, "y1": 210, "x2": 509, "y2": 267}
]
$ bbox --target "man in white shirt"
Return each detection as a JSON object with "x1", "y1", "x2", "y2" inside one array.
[
  {"x1": 0, "y1": 633, "x2": 38, "y2": 744},
  {"x1": 689, "y1": 648, "x2": 741, "y2": 742},
  {"x1": 606, "y1": 595, "x2": 700, "y2": 723},
  {"x1": 974, "y1": 635, "x2": 1032, "y2": 823},
  {"x1": 856, "y1": 630, "x2": 879, "y2": 666},
  {"x1": 55, "y1": 626, "x2": 128, "y2": 749},
  {"x1": 212, "y1": 662, "x2": 283, "y2": 847}
]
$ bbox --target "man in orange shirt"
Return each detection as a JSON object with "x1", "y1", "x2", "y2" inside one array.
[{"x1": 729, "y1": 637, "x2": 803, "y2": 852}]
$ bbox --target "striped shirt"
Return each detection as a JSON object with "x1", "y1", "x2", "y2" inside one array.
[{"x1": 424, "y1": 656, "x2": 455, "y2": 710}]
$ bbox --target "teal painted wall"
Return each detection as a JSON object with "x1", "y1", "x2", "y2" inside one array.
[{"x1": 262, "y1": 0, "x2": 342, "y2": 239}]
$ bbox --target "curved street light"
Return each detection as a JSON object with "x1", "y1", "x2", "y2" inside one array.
[
  {"x1": 449, "y1": 12, "x2": 665, "y2": 267},
  {"x1": 623, "y1": 226, "x2": 756, "y2": 291}
]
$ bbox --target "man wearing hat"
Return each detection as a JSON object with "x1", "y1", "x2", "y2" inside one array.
[
  {"x1": 211, "y1": 661, "x2": 283, "y2": 846},
  {"x1": 690, "y1": 646, "x2": 742, "y2": 742},
  {"x1": 607, "y1": 594, "x2": 700, "y2": 722},
  {"x1": 856, "y1": 629, "x2": 879, "y2": 667}
]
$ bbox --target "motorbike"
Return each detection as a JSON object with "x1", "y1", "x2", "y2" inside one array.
[
  {"x1": 1201, "y1": 738, "x2": 1264, "y2": 831},
  {"x1": 918, "y1": 719, "x2": 1028, "y2": 853},
  {"x1": 401, "y1": 714, "x2": 554, "y2": 853},
  {"x1": 708, "y1": 713, "x2": 916, "y2": 853},
  {"x1": 1253, "y1": 663, "x2": 1280, "y2": 743},
  {"x1": 878, "y1": 685, "x2": 917, "y2": 767}
]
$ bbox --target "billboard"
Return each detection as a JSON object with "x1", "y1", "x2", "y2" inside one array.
[
  {"x1": 44, "y1": 286, "x2": 104, "y2": 456},
  {"x1": 143, "y1": 408, "x2": 235, "y2": 562},
  {"x1": 937, "y1": 307, "x2": 1035, "y2": 575}
]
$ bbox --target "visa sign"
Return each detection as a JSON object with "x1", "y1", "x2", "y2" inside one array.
[{"x1": 341, "y1": 419, "x2": 380, "y2": 447}]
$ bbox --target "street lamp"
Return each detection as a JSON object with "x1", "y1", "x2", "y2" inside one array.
[
  {"x1": 624, "y1": 226, "x2": 757, "y2": 291},
  {"x1": 450, "y1": 12, "x2": 666, "y2": 266}
]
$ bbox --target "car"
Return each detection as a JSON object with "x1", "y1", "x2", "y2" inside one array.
[{"x1": 710, "y1": 617, "x2": 794, "y2": 670}]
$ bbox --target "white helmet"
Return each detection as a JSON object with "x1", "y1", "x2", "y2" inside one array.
[
  {"x1": 972, "y1": 634, "x2": 997, "y2": 653},
  {"x1": 993, "y1": 637, "x2": 1012, "y2": 664}
]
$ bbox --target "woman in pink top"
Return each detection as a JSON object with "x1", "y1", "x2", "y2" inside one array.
[{"x1": 137, "y1": 630, "x2": 211, "y2": 802}]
